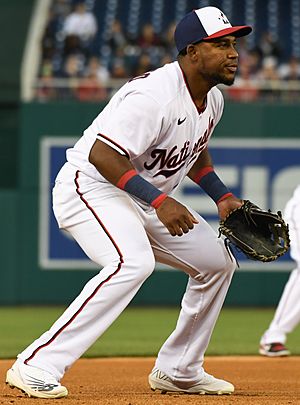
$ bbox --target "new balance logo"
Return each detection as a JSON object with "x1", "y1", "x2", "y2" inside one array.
[
  {"x1": 26, "y1": 376, "x2": 59, "y2": 392},
  {"x1": 152, "y1": 369, "x2": 170, "y2": 381}
]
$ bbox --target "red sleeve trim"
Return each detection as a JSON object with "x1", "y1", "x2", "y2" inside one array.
[
  {"x1": 151, "y1": 193, "x2": 167, "y2": 209},
  {"x1": 117, "y1": 169, "x2": 137, "y2": 189},
  {"x1": 193, "y1": 166, "x2": 214, "y2": 184},
  {"x1": 216, "y1": 192, "x2": 233, "y2": 205}
]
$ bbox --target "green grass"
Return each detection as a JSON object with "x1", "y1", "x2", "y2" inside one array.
[{"x1": 1, "y1": 306, "x2": 300, "y2": 359}]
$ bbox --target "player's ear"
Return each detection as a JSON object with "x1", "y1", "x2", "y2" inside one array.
[{"x1": 186, "y1": 44, "x2": 198, "y2": 60}]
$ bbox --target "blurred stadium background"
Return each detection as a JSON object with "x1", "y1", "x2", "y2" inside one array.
[{"x1": 0, "y1": 0, "x2": 300, "y2": 314}]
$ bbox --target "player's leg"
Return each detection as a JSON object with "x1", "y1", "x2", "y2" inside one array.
[
  {"x1": 7, "y1": 167, "x2": 155, "y2": 393},
  {"x1": 145, "y1": 206, "x2": 236, "y2": 393},
  {"x1": 259, "y1": 194, "x2": 300, "y2": 356},
  {"x1": 260, "y1": 268, "x2": 300, "y2": 344}
]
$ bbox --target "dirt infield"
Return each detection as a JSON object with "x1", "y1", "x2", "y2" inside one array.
[{"x1": 1, "y1": 357, "x2": 300, "y2": 404}]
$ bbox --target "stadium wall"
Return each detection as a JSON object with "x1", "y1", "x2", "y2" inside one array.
[
  {"x1": 0, "y1": 0, "x2": 34, "y2": 187},
  {"x1": 0, "y1": 101, "x2": 299, "y2": 305}
]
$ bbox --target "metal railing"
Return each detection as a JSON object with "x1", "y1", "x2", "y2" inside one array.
[{"x1": 33, "y1": 77, "x2": 300, "y2": 103}]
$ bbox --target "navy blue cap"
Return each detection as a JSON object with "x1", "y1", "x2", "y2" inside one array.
[{"x1": 175, "y1": 7, "x2": 252, "y2": 52}]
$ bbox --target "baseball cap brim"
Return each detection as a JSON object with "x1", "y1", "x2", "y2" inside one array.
[{"x1": 202, "y1": 26, "x2": 252, "y2": 40}]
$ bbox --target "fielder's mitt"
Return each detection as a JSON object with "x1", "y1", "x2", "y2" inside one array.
[{"x1": 219, "y1": 200, "x2": 290, "y2": 262}]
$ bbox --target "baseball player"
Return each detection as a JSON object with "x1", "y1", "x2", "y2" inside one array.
[
  {"x1": 260, "y1": 185, "x2": 300, "y2": 357},
  {"x1": 6, "y1": 7, "x2": 251, "y2": 398}
]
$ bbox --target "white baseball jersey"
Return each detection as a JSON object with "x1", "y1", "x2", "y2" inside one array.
[
  {"x1": 285, "y1": 185, "x2": 300, "y2": 264},
  {"x1": 66, "y1": 61, "x2": 224, "y2": 194}
]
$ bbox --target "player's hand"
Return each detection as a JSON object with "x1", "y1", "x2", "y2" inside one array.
[
  {"x1": 155, "y1": 197, "x2": 199, "y2": 236},
  {"x1": 217, "y1": 195, "x2": 243, "y2": 221}
]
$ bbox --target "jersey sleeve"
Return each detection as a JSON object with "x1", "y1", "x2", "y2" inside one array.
[{"x1": 96, "y1": 92, "x2": 163, "y2": 160}]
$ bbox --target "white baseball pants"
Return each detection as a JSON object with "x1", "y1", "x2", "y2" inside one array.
[{"x1": 18, "y1": 163, "x2": 236, "y2": 385}]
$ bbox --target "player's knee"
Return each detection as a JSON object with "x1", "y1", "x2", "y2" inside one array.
[
  {"x1": 126, "y1": 250, "x2": 155, "y2": 280},
  {"x1": 204, "y1": 239, "x2": 236, "y2": 274},
  {"x1": 138, "y1": 251, "x2": 156, "y2": 279}
]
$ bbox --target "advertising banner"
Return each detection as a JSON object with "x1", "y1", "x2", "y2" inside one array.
[{"x1": 39, "y1": 137, "x2": 300, "y2": 270}]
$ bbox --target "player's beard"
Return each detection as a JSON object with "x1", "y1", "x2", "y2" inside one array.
[
  {"x1": 209, "y1": 71, "x2": 235, "y2": 86},
  {"x1": 220, "y1": 74, "x2": 235, "y2": 86}
]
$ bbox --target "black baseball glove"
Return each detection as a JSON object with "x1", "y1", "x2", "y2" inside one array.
[{"x1": 218, "y1": 200, "x2": 290, "y2": 262}]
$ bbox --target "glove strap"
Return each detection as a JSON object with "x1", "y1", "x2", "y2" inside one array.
[
  {"x1": 117, "y1": 169, "x2": 167, "y2": 208},
  {"x1": 192, "y1": 166, "x2": 233, "y2": 204},
  {"x1": 224, "y1": 238, "x2": 240, "y2": 268}
]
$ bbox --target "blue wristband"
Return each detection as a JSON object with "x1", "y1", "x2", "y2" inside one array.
[
  {"x1": 117, "y1": 170, "x2": 167, "y2": 208},
  {"x1": 198, "y1": 171, "x2": 231, "y2": 203}
]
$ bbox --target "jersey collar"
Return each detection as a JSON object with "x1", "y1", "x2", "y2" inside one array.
[{"x1": 177, "y1": 62, "x2": 207, "y2": 114}]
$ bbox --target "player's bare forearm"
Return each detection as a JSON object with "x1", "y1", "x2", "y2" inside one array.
[
  {"x1": 156, "y1": 197, "x2": 199, "y2": 236},
  {"x1": 89, "y1": 139, "x2": 134, "y2": 184},
  {"x1": 89, "y1": 139, "x2": 198, "y2": 236},
  {"x1": 187, "y1": 147, "x2": 212, "y2": 180}
]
